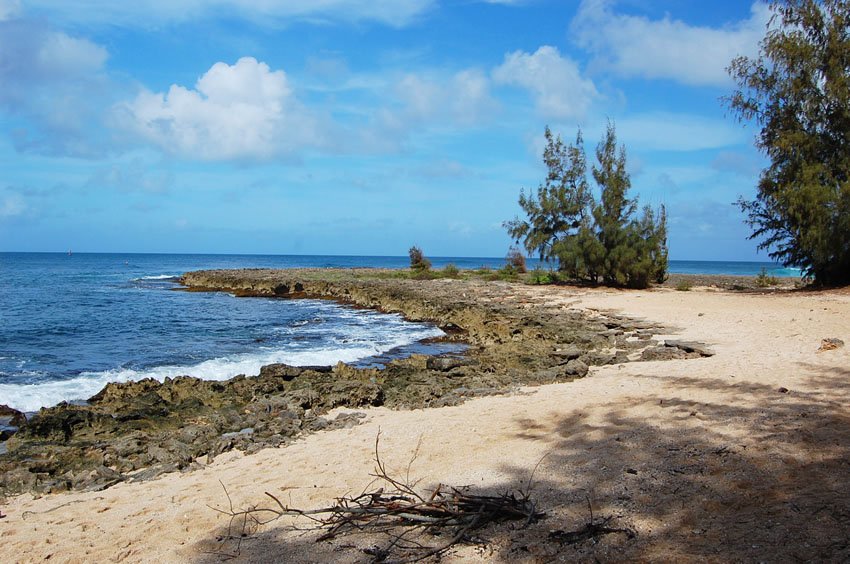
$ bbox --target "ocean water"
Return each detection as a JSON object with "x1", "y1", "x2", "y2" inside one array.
[{"x1": 0, "y1": 253, "x2": 799, "y2": 412}]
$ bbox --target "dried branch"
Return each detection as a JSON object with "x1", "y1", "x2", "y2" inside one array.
[{"x1": 211, "y1": 432, "x2": 545, "y2": 561}]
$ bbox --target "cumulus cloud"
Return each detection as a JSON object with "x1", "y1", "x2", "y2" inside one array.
[
  {"x1": 117, "y1": 57, "x2": 324, "y2": 161},
  {"x1": 571, "y1": 0, "x2": 770, "y2": 87},
  {"x1": 0, "y1": 18, "x2": 111, "y2": 156},
  {"x1": 23, "y1": 0, "x2": 434, "y2": 28},
  {"x1": 492, "y1": 46, "x2": 597, "y2": 120}
]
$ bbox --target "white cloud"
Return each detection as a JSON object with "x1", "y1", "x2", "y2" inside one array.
[
  {"x1": 492, "y1": 46, "x2": 597, "y2": 120},
  {"x1": 117, "y1": 57, "x2": 324, "y2": 160},
  {"x1": 22, "y1": 0, "x2": 434, "y2": 28},
  {"x1": 571, "y1": 0, "x2": 770, "y2": 87},
  {"x1": 0, "y1": 18, "x2": 111, "y2": 156}
]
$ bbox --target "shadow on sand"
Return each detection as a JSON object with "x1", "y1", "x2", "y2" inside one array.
[{"x1": 192, "y1": 364, "x2": 850, "y2": 562}]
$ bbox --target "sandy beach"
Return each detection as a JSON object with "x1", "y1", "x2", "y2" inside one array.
[{"x1": 2, "y1": 280, "x2": 849, "y2": 562}]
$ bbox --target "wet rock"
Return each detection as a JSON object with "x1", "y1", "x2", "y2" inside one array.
[
  {"x1": 260, "y1": 364, "x2": 310, "y2": 380},
  {"x1": 0, "y1": 405, "x2": 26, "y2": 428}
]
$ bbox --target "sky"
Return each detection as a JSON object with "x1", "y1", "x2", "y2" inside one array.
[{"x1": 0, "y1": 0, "x2": 773, "y2": 260}]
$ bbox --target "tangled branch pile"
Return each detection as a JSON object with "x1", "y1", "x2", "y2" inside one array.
[{"x1": 213, "y1": 434, "x2": 544, "y2": 562}]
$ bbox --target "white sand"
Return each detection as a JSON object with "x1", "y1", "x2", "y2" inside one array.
[{"x1": 2, "y1": 285, "x2": 849, "y2": 562}]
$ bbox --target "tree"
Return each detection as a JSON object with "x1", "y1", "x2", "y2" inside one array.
[
  {"x1": 505, "y1": 123, "x2": 667, "y2": 288},
  {"x1": 727, "y1": 0, "x2": 850, "y2": 285},
  {"x1": 504, "y1": 127, "x2": 593, "y2": 266},
  {"x1": 408, "y1": 245, "x2": 431, "y2": 272}
]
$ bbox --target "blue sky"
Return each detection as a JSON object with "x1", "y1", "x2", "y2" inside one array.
[{"x1": 0, "y1": 0, "x2": 772, "y2": 260}]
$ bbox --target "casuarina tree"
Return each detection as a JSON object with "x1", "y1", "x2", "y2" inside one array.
[
  {"x1": 727, "y1": 0, "x2": 850, "y2": 285},
  {"x1": 505, "y1": 123, "x2": 667, "y2": 288}
]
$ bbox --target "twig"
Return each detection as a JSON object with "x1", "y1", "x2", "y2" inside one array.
[{"x1": 210, "y1": 433, "x2": 545, "y2": 561}]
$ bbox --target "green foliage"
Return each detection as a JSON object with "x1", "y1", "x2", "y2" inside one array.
[
  {"x1": 505, "y1": 247, "x2": 527, "y2": 273},
  {"x1": 675, "y1": 279, "x2": 692, "y2": 292},
  {"x1": 727, "y1": 0, "x2": 850, "y2": 286},
  {"x1": 496, "y1": 265, "x2": 521, "y2": 281},
  {"x1": 527, "y1": 267, "x2": 553, "y2": 285},
  {"x1": 755, "y1": 267, "x2": 779, "y2": 288},
  {"x1": 504, "y1": 127, "x2": 593, "y2": 266},
  {"x1": 408, "y1": 245, "x2": 431, "y2": 272},
  {"x1": 442, "y1": 263, "x2": 460, "y2": 278},
  {"x1": 505, "y1": 123, "x2": 668, "y2": 288}
]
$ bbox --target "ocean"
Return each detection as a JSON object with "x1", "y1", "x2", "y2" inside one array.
[{"x1": 0, "y1": 253, "x2": 799, "y2": 412}]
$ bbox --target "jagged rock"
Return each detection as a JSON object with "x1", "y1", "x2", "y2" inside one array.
[
  {"x1": 663, "y1": 340, "x2": 715, "y2": 357},
  {"x1": 426, "y1": 356, "x2": 477, "y2": 371},
  {"x1": 580, "y1": 351, "x2": 617, "y2": 366},
  {"x1": 564, "y1": 359, "x2": 589, "y2": 377},
  {"x1": 641, "y1": 346, "x2": 690, "y2": 361},
  {"x1": 259, "y1": 363, "x2": 331, "y2": 380},
  {"x1": 819, "y1": 338, "x2": 844, "y2": 351},
  {"x1": 0, "y1": 405, "x2": 26, "y2": 428},
  {"x1": 553, "y1": 345, "x2": 582, "y2": 360}
]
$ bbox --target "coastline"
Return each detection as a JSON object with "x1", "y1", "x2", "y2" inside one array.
[
  {"x1": 1, "y1": 268, "x2": 707, "y2": 496},
  {"x1": 1, "y1": 269, "x2": 848, "y2": 562}
]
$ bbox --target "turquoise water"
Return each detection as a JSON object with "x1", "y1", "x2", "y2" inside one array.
[{"x1": 0, "y1": 253, "x2": 800, "y2": 411}]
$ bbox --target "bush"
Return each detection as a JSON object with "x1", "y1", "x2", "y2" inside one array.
[
  {"x1": 528, "y1": 267, "x2": 552, "y2": 285},
  {"x1": 675, "y1": 279, "x2": 692, "y2": 291},
  {"x1": 442, "y1": 263, "x2": 460, "y2": 278},
  {"x1": 408, "y1": 246, "x2": 431, "y2": 272},
  {"x1": 505, "y1": 247, "x2": 527, "y2": 273},
  {"x1": 755, "y1": 267, "x2": 779, "y2": 288}
]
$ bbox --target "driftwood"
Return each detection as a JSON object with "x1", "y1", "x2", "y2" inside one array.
[{"x1": 211, "y1": 433, "x2": 631, "y2": 561}]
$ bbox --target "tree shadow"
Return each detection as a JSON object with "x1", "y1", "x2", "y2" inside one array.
[{"x1": 191, "y1": 364, "x2": 850, "y2": 562}]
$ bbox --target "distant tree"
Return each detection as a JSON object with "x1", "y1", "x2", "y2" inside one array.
[
  {"x1": 727, "y1": 0, "x2": 850, "y2": 285},
  {"x1": 505, "y1": 246, "x2": 527, "y2": 273},
  {"x1": 408, "y1": 245, "x2": 431, "y2": 272},
  {"x1": 505, "y1": 123, "x2": 667, "y2": 288}
]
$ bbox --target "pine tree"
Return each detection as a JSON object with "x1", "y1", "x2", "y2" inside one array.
[{"x1": 727, "y1": 0, "x2": 850, "y2": 285}]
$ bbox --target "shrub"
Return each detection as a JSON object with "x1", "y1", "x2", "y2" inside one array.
[
  {"x1": 528, "y1": 267, "x2": 551, "y2": 285},
  {"x1": 675, "y1": 279, "x2": 692, "y2": 291},
  {"x1": 408, "y1": 246, "x2": 431, "y2": 272},
  {"x1": 505, "y1": 247, "x2": 527, "y2": 273},
  {"x1": 755, "y1": 267, "x2": 779, "y2": 288},
  {"x1": 442, "y1": 263, "x2": 460, "y2": 278}
]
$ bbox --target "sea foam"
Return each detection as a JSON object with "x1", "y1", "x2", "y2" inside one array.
[{"x1": 0, "y1": 325, "x2": 443, "y2": 412}]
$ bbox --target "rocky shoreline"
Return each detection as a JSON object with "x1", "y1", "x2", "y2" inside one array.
[{"x1": 0, "y1": 269, "x2": 713, "y2": 496}]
